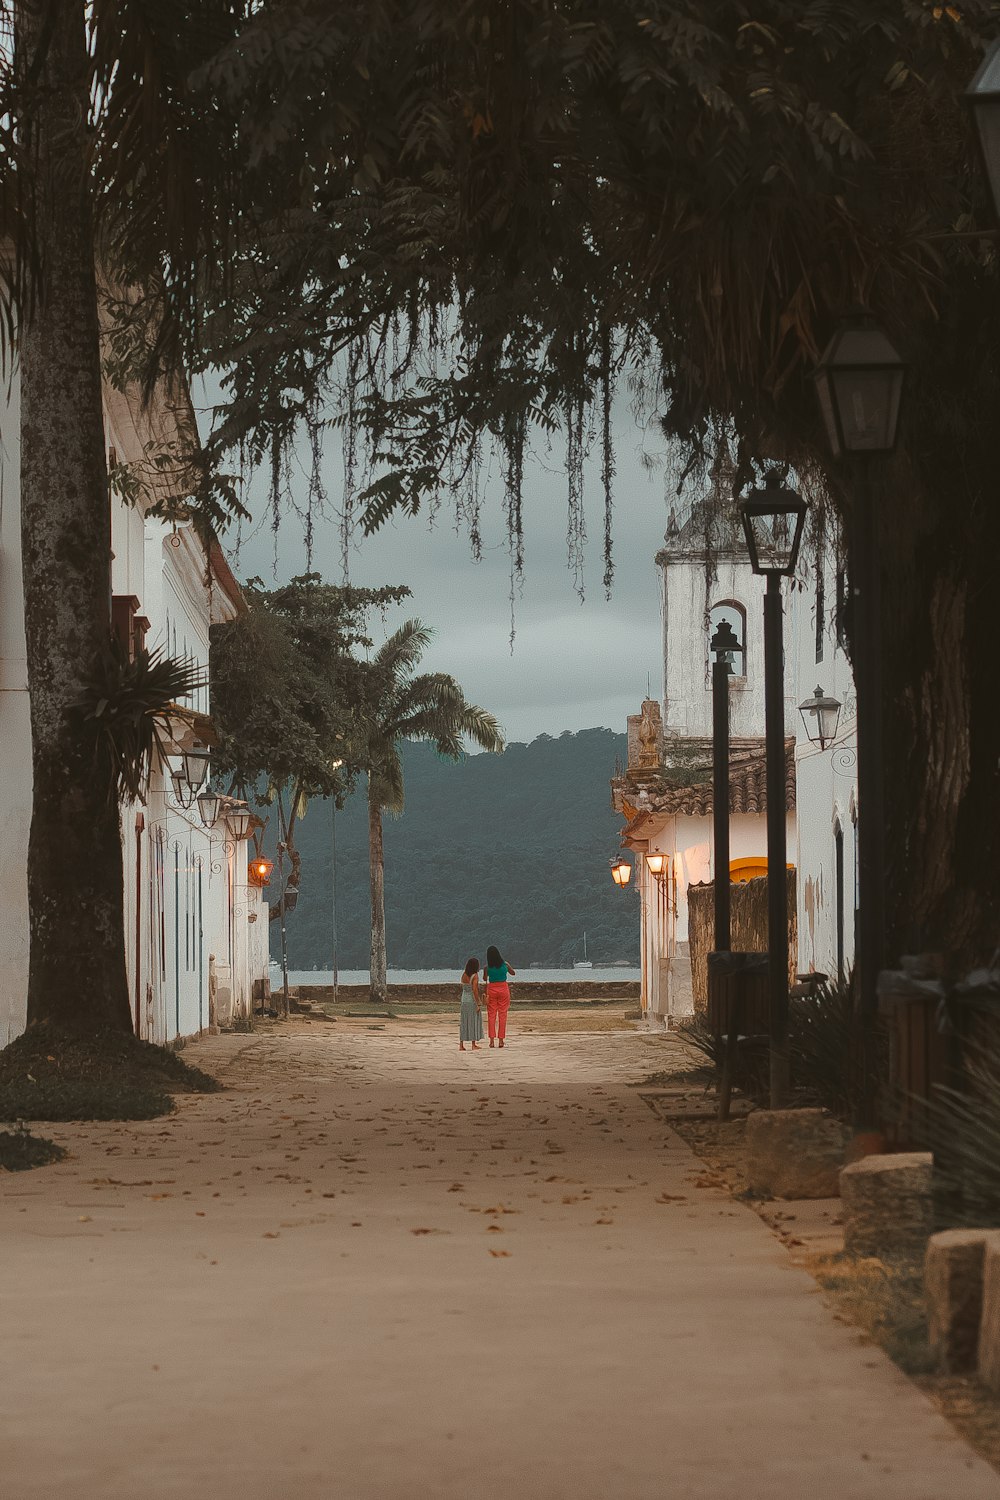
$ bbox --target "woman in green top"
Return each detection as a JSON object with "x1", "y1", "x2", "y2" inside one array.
[{"x1": 483, "y1": 944, "x2": 516, "y2": 1047}]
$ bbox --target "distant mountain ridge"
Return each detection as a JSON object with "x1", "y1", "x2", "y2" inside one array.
[{"x1": 274, "y1": 728, "x2": 639, "y2": 970}]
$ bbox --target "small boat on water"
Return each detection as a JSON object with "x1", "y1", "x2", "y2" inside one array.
[{"x1": 573, "y1": 932, "x2": 593, "y2": 970}]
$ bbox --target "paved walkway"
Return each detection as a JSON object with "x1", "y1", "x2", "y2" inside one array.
[{"x1": 2, "y1": 1017, "x2": 999, "y2": 1500}]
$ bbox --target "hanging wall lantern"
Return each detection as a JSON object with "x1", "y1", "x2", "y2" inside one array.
[{"x1": 798, "y1": 685, "x2": 843, "y2": 750}]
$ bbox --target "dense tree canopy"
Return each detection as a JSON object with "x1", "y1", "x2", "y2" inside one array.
[
  {"x1": 192, "y1": 1, "x2": 1000, "y2": 969},
  {"x1": 4, "y1": 1, "x2": 1000, "y2": 1034},
  {"x1": 210, "y1": 574, "x2": 410, "y2": 899}
]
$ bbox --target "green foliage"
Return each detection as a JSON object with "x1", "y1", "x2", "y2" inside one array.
[
  {"x1": 925, "y1": 1030, "x2": 1000, "y2": 1229},
  {"x1": 355, "y1": 618, "x2": 505, "y2": 816},
  {"x1": 186, "y1": 4, "x2": 1000, "y2": 970},
  {"x1": 194, "y1": 1, "x2": 997, "y2": 536},
  {"x1": 788, "y1": 974, "x2": 877, "y2": 1123},
  {"x1": 275, "y1": 730, "x2": 639, "y2": 970},
  {"x1": 679, "y1": 973, "x2": 883, "y2": 1119},
  {"x1": 73, "y1": 638, "x2": 202, "y2": 805},
  {"x1": 209, "y1": 574, "x2": 410, "y2": 803}
]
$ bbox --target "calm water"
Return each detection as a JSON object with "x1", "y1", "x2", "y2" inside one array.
[{"x1": 281, "y1": 965, "x2": 640, "y2": 986}]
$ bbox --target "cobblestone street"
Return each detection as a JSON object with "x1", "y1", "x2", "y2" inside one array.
[{"x1": 3, "y1": 1016, "x2": 998, "y2": 1499}]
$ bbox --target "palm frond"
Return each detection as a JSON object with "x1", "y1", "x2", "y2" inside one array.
[
  {"x1": 372, "y1": 619, "x2": 433, "y2": 678},
  {"x1": 73, "y1": 637, "x2": 203, "y2": 805}
]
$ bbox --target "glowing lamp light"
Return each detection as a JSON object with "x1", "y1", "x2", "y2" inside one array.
[
  {"x1": 645, "y1": 851, "x2": 667, "y2": 877},
  {"x1": 610, "y1": 854, "x2": 633, "y2": 887},
  {"x1": 251, "y1": 856, "x2": 273, "y2": 884}
]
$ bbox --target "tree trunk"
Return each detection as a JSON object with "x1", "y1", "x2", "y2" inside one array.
[
  {"x1": 843, "y1": 291, "x2": 1000, "y2": 982},
  {"x1": 16, "y1": 0, "x2": 132, "y2": 1033},
  {"x1": 367, "y1": 785, "x2": 388, "y2": 1004}
]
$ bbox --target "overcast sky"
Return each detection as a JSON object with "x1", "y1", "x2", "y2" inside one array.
[{"x1": 206, "y1": 394, "x2": 674, "y2": 747}]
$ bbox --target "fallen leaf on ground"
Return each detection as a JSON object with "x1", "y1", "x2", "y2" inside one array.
[
  {"x1": 488, "y1": 1249, "x2": 511, "y2": 1258},
  {"x1": 655, "y1": 1193, "x2": 687, "y2": 1204}
]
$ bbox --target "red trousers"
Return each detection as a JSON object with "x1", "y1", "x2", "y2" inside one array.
[{"x1": 486, "y1": 983, "x2": 511, "y2": 1040}]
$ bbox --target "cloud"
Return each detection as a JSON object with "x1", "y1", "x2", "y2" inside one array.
[{"x1": 219, "y1": 397, "x2": 672, "y2": 743}]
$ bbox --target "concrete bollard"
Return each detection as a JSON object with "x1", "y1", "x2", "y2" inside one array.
[
  {"x1": 925, "y1": 1229, "x2": 1000, "y2": 1373},
  {"x1": 975, "y1": 1237, "x2": 1000, "y2": 1391},
  {"x1": 745, "y1": 1108, "x2": 849, "y2": 1199},
  {"x1": 839, "y1": 1152, "x2": 933, "y2": 1259}
]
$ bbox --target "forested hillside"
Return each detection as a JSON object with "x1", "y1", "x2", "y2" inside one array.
[{"x1": 271, "y1": 729, "x2": 638, "y2": 970}]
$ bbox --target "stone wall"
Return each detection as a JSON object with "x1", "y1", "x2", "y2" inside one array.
[
  {"x1": 293, "y1": 981, "x2": 640, "y2": 1005},
  {"x1": 688, "y1": 873, "x2": 797, "y2": 1009}
]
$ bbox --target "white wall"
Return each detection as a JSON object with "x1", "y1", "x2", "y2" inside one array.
[
  {"x1": 786, "y1": 535, "x2": 859, "y2": 983},
  {"x1": 661, "y1": 555, "x2": 797, "y2": 740}
]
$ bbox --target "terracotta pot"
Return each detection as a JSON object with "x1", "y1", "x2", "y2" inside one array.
[{"x1": 845, "y1": 1130, "x2": 887, "y2": 1163}]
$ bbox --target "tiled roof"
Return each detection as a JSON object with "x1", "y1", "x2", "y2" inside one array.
[{"x1": 612, "y1": 738, "x2": 795, "y2": 819}]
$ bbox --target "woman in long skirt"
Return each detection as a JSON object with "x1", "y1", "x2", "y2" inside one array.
[{"x1": 459, "y1": 956, "x2": 484, "y2": 1050}]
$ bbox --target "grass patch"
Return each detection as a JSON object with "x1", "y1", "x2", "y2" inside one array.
[
  {"x1": 0, "y1": 1122, "x2": 66, "y2": 1172},
  {"x1": 808, "y1": 1251, "x2": 935, "y2": 1376},
  {"x1": 0, "y1": 1023, "x2": 221, "y2": 1122},
  {"x1": 633, "y1": 1065, "x2": 717, "y2": 1089}
]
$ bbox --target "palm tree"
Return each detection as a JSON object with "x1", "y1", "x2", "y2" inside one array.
[{"x1": 353, "y1": 621, "x2": 503, "y2": 1004}]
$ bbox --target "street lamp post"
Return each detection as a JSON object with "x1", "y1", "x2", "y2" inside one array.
[
  {"x1": 740, "y1": 471, "x2": 808, "y2": 1109},
  {"x1": 710, "y1": 619, "x2": 741, "y2": 953},
  {"x1": 710, "y1": 617, "x2": 741, "y2": 1118},
  {"x1": 814, "y1": 315, "x2": 905, "y2": 1130}
]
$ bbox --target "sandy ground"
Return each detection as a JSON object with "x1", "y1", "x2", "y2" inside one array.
[{"x1": 2, "y1": 1015, "x2": 999, "y2": 1500}]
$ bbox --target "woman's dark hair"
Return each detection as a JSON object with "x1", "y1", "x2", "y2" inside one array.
[
  {"x1": 463, "y1": 956, "x2": 480, "y2": 978},
  {"x1": 486, "y1": 945, "x2": 503, "y2": 969}
]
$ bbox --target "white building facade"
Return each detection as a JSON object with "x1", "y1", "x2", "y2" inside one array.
[
  {"x1": 1, "y1": 366, "x2": 269, "y2": 1046},
  {"x1": 786, "y1": 535, "x2": 859, "y2": 988},
  {"x1": 613, "y1": 487, "x2": 855, "y2": 1023}
]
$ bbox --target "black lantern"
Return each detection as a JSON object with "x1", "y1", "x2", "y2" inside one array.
[
  {"x1": 170, "y1": 769, "x2": 195, "y2": 809},
  {"x1": 182, "y1": 748, "x2": 210, "y2": 792},
  {"x1": 966, "y1": 40, "x2": 1000, "y2": 224},
  {"x1": 197, "y1": 789, "x2": 223, "y2": 828},
  {"x1": 610, "y1": 853, "x2": 632, "y2": 887},
  {"x1": 225, "y1": 804, "x2": 253, "y2": 841},
  {"x1": 739, "y1": 471, "x2": 807, "y2": 576},
  {"x1": 814, "y1": 318, "x2": 905, "y2": 457},
  {"x1": 710, "y1": 618, "x2": 741, "y2": 674},
  {"x1": 798, "y1": 685, "x2": 842, "y2": 750}
]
